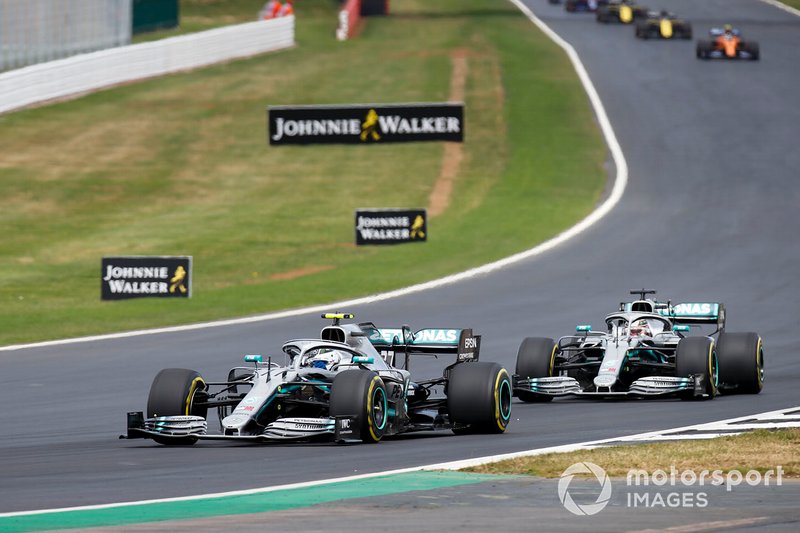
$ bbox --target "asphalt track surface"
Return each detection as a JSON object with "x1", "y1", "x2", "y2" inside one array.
[{"x1": 1, "y1": 0, "x2": 799, "y2": 515}]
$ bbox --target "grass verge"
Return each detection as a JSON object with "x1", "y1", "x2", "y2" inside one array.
[
  {"x1": 466, "y1": 429, "x2": 800, "y2": 478},
  {"x1": 775, "y1": 0, "x2": 800, "y2": 10},
  {"x1": 0, "y1": 0, "x2": 606, "y2": 345}
]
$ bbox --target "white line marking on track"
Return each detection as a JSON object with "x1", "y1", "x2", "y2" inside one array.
[{"x1": 0, "y1": 0, "x2": 629, "y2": 353}]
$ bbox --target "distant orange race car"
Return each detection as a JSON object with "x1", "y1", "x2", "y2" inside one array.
[{"x1": 696, "y1": 25, "x2": 760, "y2": 60}]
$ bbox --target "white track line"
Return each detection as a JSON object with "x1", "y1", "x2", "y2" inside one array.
[
  {"x1": 1, "y1": 0, "x2": 628, "y2": 353},
  {"x1": 3, "y1": 406, "x2": 797, "y2": 519},
  {"x1": 759, "y1": 0, "x2": 800, "y2": 17}
]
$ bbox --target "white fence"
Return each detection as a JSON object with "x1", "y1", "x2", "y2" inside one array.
[
  {"x1": 0, "y1": 16, "x2": 294, "y2": 115},
  {"x1": 0, "y1": 0, "x2": 132, "y2": 72}
]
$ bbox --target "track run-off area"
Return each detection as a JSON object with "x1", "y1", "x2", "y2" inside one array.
[{"x1": 1, "y1": 0, "x2": 799, "y2": 528}]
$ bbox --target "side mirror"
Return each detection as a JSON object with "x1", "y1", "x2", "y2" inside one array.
[
  {"x1": 353, "y1": 356, "x2": 374, "y2": 364},
  {"x1": 672, "y1": 325, "x2": 690, "y2": 332}
]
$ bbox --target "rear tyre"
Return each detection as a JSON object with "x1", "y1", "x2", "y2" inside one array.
[
  {"x1": 146, "y1": 368, "x2": 207, "y2": 445},
  {"x1": 515, "y1": 337, "x2": 558, "y2": 403},
  {"x1": 675, "y1": 337, "x2": 718, "y2": 400},
  {"x1": 682, "y1": 24, "x2": 693, "y2": 40},
  {"x1": 329, "y1": 370, "x2": 387, "y2": 443},
  {"x1": 448, "y1": 362, "x2": 512, "y2": 434},
  {"x1": 717, "y1": 332, "x2": 764, "y2": 394}
]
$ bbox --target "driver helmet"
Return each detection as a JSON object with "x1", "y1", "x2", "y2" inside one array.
[
  {"x1": 629, "y1": 319, "x2": 652, "y2": 338},
  {"x1": 723, "y1": 24, "x2": 733, "y2": 35},
  {"x1": 306, "y1": 348, "x2": 343, "y2": 370}
]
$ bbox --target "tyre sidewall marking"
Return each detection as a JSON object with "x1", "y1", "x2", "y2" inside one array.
[
  {"x1": 185, "y1": 377, "x2": 205, "y2": 416},
  {"x1": 756, "y1": 337, "x2": 764, "y2": 388},
  {"x1": 366, "y1": 376, "x2": 385, "y2": 441},
  {"x1": 707, "y1": 341, "x2": 718, "y2": 395},
  {"x1": 494, "y1": 369, "x2": 512, "y2": 431}
]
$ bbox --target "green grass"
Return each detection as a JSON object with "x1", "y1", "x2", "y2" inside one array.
[
  {"x1": 467, "y1": 430, "x2": 800, "y2": 478},
  {"x1": 0, "y1": 0, "x2": 606, "y2": 345},
  {"x1": 776, "y1": 0, "x2": 800, "y2": 10}
]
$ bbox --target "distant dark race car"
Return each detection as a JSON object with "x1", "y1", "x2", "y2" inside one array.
[
  {"x1": 596, "y1": 1, "x2": 648, "y2": 23},
  {"x1": 565, "y1": 0, "x2": 609, "y2": 13},
  {"x1": 635, "y1": 11, "x2": 692, "y2": 39}
]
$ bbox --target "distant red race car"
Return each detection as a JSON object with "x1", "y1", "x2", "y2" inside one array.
[{"x1": 696, "y1": 26, "x2": 759, "y2": 60}]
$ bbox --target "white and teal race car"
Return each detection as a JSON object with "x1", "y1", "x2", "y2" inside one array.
[
  {"x1": 513, "y1": 290, "x2": 764, "y2": 401},
  {"x1": 123, "y1": 314, "x2": 512, "y2": 445}
]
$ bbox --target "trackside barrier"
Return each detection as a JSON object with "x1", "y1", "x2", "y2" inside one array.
[
  {"x1": 0, "y1": 16, "x2": 295, "y2": 115},
  {"x1": 337, "y1": 0, "x2": 362, "y2": 41}
]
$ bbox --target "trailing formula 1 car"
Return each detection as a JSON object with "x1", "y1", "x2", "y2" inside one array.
[
  {"x1": 513, "y1": 290, "x2": 764, "y2": 401},
  {"x1": 565, "y1": 0, "x2": 608, "y2": 13},
  {"x1": 635, "y1": 11, "x2": 692, "y2": 39},
  {"x1": 696, "y1": 25, "x2": 759, "y2": 60},
  {"x1": 596, "y1": 1, "x2": 648, "y2": 23},
  {"x1": 122, "y1": 314, "x2": 512, "y2": 445}
]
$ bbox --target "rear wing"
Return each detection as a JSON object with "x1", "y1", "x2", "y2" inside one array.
[
  {"x1": 658, "y1": 303, "x2": 726, "y2": 329},
  {"x1": 360, "y1": 323, "x2": 480, "y2": 363}
]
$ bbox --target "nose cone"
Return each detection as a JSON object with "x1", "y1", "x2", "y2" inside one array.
[{"x1": 594, "y1": 374, "x2": 617, "y2": 388}]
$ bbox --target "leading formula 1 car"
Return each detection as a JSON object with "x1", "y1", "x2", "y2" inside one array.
[
  {"x1": 635, "y1": 11, "x2": 692, "y2": 39},
  {"x1": 122, "y1": 314, "x2": 512, "y2": 445},
  {"x1": 596, "y1": 1, "x2": 648, "y2": 23},
  {"x1": 696, "y1": 26, "x2": 759, "y2": 60},
  {"x1": 513, "y1": 290, "x2": 764, "y2": 401}
]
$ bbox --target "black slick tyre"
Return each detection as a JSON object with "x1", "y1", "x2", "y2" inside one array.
[
  {"x1": 448, "y1": 362, "x2": 512, "y2": 434},
  {"x1": 329, "y1": 369, "x2": 388, "y2": 443},
  {"x1": 675, "y1": 337, "x2": 718, "y2": 400},
  {"x1": 146, "y1": 368, "x2": 207, "y2": 445},
  {"x1": 696, "y1": 40, "x2": 712, "y2": 59},
  {"x1": 717, "y1": 332, "x2": 764, "y2": 394},
  {"x1": 744, "y1": 41, "x2": 760, "y2": 60},
  {"x1": 515, "y1": 337, "x2": 557, "y2": 403}
]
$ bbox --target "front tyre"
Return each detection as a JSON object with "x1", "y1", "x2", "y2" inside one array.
[
  {"x1": 717, "y1": 332, "x2": 764, "y2": 394},
  {"x1": 696, "y1": 40, "x2": 712, "y2": 59},
  {"x1": 675, "y1": 337, "x2": 718, "y2": 400},
  {"x1": 329, "y1": 370, "x2": 388, "y2": 443},
  {"x1": 515, "y1": 337, "x2": 557, "y2": 403},
  {"x1": 743, "y1": 41, "x2": 760, "y2": 60},
  {"x1": 146, "y1": 368, "x2": 207, "y2": 445},
  {"x1": 448, "y1": 362, "x2": 512, "y2": 434}
]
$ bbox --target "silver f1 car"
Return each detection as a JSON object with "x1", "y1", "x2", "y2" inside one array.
[
  {"x1": 123, "y1": 314, "x2": 512, "y2": 445},
  {"x1": 513, "y1": 290, "x2": 764, "y2": 401}
]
